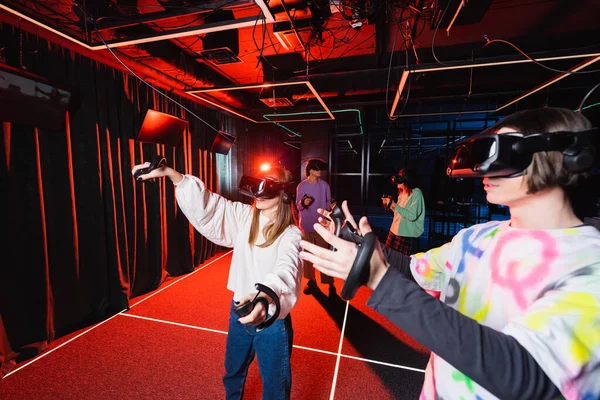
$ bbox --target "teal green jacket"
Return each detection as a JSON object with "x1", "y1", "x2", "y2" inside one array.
[{"x1": 389, "y1": 188, "x2": 425, "y2": 238}]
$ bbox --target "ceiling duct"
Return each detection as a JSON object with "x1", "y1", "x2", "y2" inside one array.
[
  {"x1": 259, "y1": 87, "x2": 294, "y2": 107},
  {"x1": 200, "y1": 10, "x2": 242, "y2": 65},
  {"x1": 272, "y1": 17, "x2": 312, "y2": 50}
]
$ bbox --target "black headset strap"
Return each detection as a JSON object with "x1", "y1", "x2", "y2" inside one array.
[{"x1": 514, "y1": 128, "x2": 599, "y2": 154}]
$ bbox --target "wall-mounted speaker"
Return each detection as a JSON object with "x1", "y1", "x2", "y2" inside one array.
[
  {"x1": 136, "y1": 109, "x2": 188, "y2": 147},
  {"x1": 210, "y1": 130, "x2": 235, "y2": 155}
]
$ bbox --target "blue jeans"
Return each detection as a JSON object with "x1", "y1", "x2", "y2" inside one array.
[{"x1": 223, "y1": 300, "x2": 293, "y2": 400}]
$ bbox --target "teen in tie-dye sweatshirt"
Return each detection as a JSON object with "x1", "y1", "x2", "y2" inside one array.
[{"x1": 299, "y1": 107, "x2": 600, "y2": 400}]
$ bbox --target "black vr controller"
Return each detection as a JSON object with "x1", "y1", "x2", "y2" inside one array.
[
  {"x1": 328, "y1": 205, "x2": 377, "y2": 301},
  {"x1": 301, "y1": 194, "x2": 315, "y2": 207},
  {"x1": 134, "y1": 155, "x2": 167, "y2": 181},
  {"x1": 233, "y1": 283, "x2": 281, "y2": 332}
]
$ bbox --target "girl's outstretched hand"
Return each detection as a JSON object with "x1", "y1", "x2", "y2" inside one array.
[
  {"x1": 300, "y1": 202, "x2": 390, "y2": 290},
  {"x1": 131, "y1": 164, "x2": 183, "y2": 184}
]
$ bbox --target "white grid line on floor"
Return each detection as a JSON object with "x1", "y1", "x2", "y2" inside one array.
[
  {"x1": 118, "y1": 312, "x2": 425, "y2": 374},
  {"x1": 3, "y1": 251, "x2": 232, "y2": 380}
]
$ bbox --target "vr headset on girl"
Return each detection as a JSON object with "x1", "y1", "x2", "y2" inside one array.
[
  {"x1": 447, "y1": 128, "x2": 599, "y2": 178},
  {"x1": 237, "y1": 175, "x2": 296, "y2": 204},
  {"x1": 234, "y1": 173, "x2": 296, "y2": 329},
  {"x1": 336, "y1": 126, "x2": 599, "y2": 302}
]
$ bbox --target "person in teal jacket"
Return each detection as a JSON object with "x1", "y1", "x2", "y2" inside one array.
[{"x1": 382, "y1": 167, "x2": 425, "y2": 255}]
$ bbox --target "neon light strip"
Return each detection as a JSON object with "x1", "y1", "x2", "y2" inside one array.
[
  {"x1": 187, "y1": 81, "x2": 334, "y2": 124},
  {"x1": 446, "y1": 0, "x2": 465, "y2": 35},
  {"x1": 574, "y1": 101, "x2": 600, "y2": 112},
  {"x1": 0, "y1": 3, "x2": 270, "y2": 50},
  {"x1": 263, "y1": 109, "x2": 363, "y2": 135},
  {"x1": 189, "y1": 80, "x2": 309, "y2": 93},
  {"x1": 263, "y1": 115, "x2": 302, "y2": 137},
  {"x1": 410, "y1": 52, "x2": 600, "y2": 73},
  {"x1": 390, "y1": 70, "x2": 410, "y2": 117},
  {"x1": 496, "y1": 55, "x2": 600, "y2": 111},
  {"x1": 0, "y1": 3, "x2": 94, "y2": 50}
]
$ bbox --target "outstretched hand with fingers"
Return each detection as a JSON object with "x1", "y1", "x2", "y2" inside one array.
[
  {"x1": 131, "y1": 162, "x2": 183, "y2": 184},
  {"x1": 316, "y1": 200, "x2": 360, "y2": 234},
  {"x1": 300, "y1": 201, "x2": 391, "y2": 290}
]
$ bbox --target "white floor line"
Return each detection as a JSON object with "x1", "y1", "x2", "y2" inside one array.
[
  {"x1": 340, "y1": 354, "x2": 425, "y2": 373},
  {"x1": 329, "y1": 300, "x2": 350, "y2": 400},
  {"x1": 3, "y1": 252, "x2": 230, "y2": 380},
  {"x1": 120, "y1": 313, "x2": 228, "y2": 335},
  {"x1": 129, "y1": 250, "x2": 233, "y2": 309},
  {"x1": 119, "y1": 313, "x2": 425, "y2": 373},
  {"x1": 2, "y1": 308, "x2": 127, "y2": 379},
  {"x1": 291, "y1": 344, "x2": 339, "y2": 357}
]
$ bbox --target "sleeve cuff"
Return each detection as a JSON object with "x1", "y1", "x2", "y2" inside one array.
[
  {"x1": 367, "y1": 265, "x2": 411, "y2": 309},
  {"x1": 173, "y1": 174, "x2": 187, "y2": 187}
]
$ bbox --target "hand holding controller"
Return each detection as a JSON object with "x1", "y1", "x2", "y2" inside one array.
[
  {"x1": 233, "y1": 283, "x2": 281, "y2": 332},
  {"x1": 134, "y1": 155, "x2": 167, "y2": 182},
  {"x1": 301, "y1": 194, "x2": 314, "y2": 207},
  {"x1": 381, "y1": 195, "x2": 393, "y2": 209},
  {"x1": 327, "y1": 204, "x2": 377, "y2": 300}
]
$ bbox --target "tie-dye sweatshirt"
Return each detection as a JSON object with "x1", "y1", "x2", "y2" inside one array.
[{"x1": 368, "y1": 220, "x2": 600, "y2": 400}]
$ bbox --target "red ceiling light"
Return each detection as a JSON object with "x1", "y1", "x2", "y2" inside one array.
[{"x1": 260, "y1": 163, "x2": 271, "y2": 172}]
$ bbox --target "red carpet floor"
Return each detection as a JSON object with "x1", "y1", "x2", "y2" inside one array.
[{"x1": 0, "y1": 250, "x2": 429, "y2": 399}]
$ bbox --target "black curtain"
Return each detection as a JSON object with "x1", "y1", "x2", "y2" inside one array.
[{"x1": 0, "y1": 25, "x2": 228, "y2": 375}]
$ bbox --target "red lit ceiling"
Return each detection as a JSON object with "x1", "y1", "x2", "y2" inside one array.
[{"x1": 1, "y1": 0, "x2": 599, "y2": 119}]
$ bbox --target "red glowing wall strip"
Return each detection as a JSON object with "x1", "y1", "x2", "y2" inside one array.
[
  {"x1": 65, "y1": 111, "x2": 80, "y2": 279},
  {"x1": 34, "y1": 127, "x2": 55, "y2": 340},
  {"x1": 158, "y1": 143, "x2": 167, "y2": 271},
  {"x1": 129, "y1": 140, "x2": 138, "y2": 284},
  {"x1": 116, "y1": 139, "x2": 130, "y2": 280},
  {"x1": 104, "y1": 127, "x2": 127, "y2": 293}
]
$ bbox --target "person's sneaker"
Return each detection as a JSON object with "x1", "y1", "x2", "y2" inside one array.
[{"x1": 303, "y1": 279, "x2": 317, "y2": 295}]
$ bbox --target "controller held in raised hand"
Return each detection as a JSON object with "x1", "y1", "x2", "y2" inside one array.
[
  {"x1": 134, "y1": 155, "x2": 167, "y2": 182},
  {"x1": 327, "y1": 204, "x2": 377, "y2": 300}
]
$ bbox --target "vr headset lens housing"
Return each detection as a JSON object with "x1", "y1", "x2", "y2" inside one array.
[
  {"x1": 447, "y1": 133, "x2": 532, "y2": 178},
  {"x1": 238, "y1": 175, "x2": 289, "y2": 199},
  {"x1": 391, "y1": 175, "x2": 407, "y2": 184}
]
